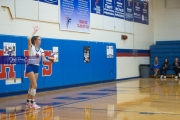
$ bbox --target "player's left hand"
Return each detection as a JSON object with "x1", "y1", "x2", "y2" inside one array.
[{"x1": 49, "y1": 59, "x2": 54, "y2": 63}]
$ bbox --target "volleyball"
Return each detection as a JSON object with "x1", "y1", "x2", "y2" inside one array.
[
  {"x1": 48, "y1": 53, "x2": 57, "y2": 63},
  {"x1": 48, "y1": 53, "x2": 55, "y2": 63}
]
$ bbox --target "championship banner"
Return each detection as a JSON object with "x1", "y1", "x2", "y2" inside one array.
[
  {"x1": 60, "y1": 0, "x2": 90, "y2": 33},
  {"x1": 91, "y1": 0, "x2": 103, "y2": 15},
  {"x1": 134, "y1": 1, "x2": 142, "y2": 23},
  {"x1": 141, "y1": 2, "x2": 149, "y2": 25},
  {"x1": 115, "y1": 0, "x2": 125, "y2": 19},
  {"x1": 38, "y1": 0, "x2": 58, "y2": 5},
  {"x1": 103, "y1": 0, "x2": 115, "y2": 17},
  {"x1": 125, "y1": 0, "x2": 134, "y2": 21}
]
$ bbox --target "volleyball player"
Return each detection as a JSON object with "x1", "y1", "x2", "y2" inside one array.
[{"x1": 26, "y1": 26, "x2": 53, "y2": 109}]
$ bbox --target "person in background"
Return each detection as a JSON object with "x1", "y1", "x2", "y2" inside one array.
[
  {"x1": 152, "y1": 57, "x2": 160, "y2": 78},
  {"x1": 173, "y1": 57, "x2": 180, "y2": 79},
  {"x1": 160, "y1": 59, "x2": 169, "y2": 79}
]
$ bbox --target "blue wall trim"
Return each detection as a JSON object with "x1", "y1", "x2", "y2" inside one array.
[
  {"x1": 116, "y1": 49, "x2": 150, "y2": 57},
  {"x1": 116, "y1": 49, "x2": 149, "y2": 53},
  {"x1": 138, "y1": 50, "x2": 150, "y2": 53},
  {"x1": 116, "y1": 49, "x2": 133, "y2": 53}
]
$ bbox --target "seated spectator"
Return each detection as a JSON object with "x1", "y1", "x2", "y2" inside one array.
[
  {"x1": 152, "y1": 57, "x2": 160, "y2": 78},
  {"x1": 173, "y1": 57, "x2": 180, "y2": 79},
  {"x1": 160, "y1": 59, "x2": 169, "y2": 79}
]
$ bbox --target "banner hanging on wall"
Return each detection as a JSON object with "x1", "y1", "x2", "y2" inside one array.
[
  {"x1": 134, "y1": 1, "x2": 142, "y2": 23},
  {"x1": 90, "y1": 0, "x2": 149, "y2": 25},
  {"x1": 141, "y1": 2, "x2": 149, "y2": 25},
  {"x1": 114, "y1": 0, "x2": 125, "y2": 19},
  {"x1": 125, "y1": 0, "x2": 134, "y2": 21},
  {"x1": 38, "y1": 0, "x2": 58, "y2": 5},
  {"x1": 103, "y1": 0, "x2": 115, "y2": 17},
  {"x1": 91, "y1": 0, "x2": 103, "y2": 15},
  {"x1": 60, "y1": 0, "x2": 90, "y2": 33}
]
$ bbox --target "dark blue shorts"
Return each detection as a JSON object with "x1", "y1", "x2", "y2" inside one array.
[{"x1": 26, "y1": 64, "x2": 39, "y2": 74}]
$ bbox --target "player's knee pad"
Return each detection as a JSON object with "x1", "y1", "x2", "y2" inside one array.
[
  {"x1": 28, "y1": 88, "x2": 36, "y2": 96},
  {"x1": 28, "y1": 89, "x2": 30, "y2": 93}
]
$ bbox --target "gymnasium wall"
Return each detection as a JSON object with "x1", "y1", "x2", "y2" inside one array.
[
  {"x1": 153, "y1": 0, "x2": 180, "y2": 42},
  {"x1": 0, "y1": 0, "x2": 153, "y2": 93},
  {"x1": 0, "y1": 35, "x2": 116, "y2": 94}
]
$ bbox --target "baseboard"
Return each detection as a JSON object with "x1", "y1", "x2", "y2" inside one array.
[
  {"x1": 150, "y1": 74, "x2": 174, "y2": 78},
  {"x1": 0, "y1": 76, "x2": 140, "y2": 98},
  {"x1": 116, "y1": 76, "x2": 140, "y2": 81}
]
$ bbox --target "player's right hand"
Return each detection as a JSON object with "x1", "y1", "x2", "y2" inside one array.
[{"x1": 33, "y1": 26, "x2": 39, "y2": 33}]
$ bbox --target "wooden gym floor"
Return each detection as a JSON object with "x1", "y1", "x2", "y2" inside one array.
[{"x1": 0, "y1": 78, "x2": 180, "y2": 120}]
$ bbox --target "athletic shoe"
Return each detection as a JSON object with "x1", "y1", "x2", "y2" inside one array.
[
  {"x1": 26, "y1": 103, "x2": 31, "y2": 108},
  {"x1": 164, "y1": 76, "x2": 166, "y2": 79},
  {"x1": 175, "y1": 76, "x2": 178, "y2": 79},
  {"x1": 160, "y1": 75, "x2": 163, "y2": 79},
  {"x1": 30, "y1": 102, "x2": 41, "y2": 109}
]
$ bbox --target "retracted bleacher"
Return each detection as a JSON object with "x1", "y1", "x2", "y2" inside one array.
[{"x1": 150, "y1": 41, "x2": 180, "y2": 77}]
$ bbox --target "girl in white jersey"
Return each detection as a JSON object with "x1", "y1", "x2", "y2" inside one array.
[{"x1": 26, "y1": 26, "x2": 52, "y2": 109}]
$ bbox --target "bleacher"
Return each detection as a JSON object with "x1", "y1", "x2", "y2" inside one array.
[{"x1": 150, "y1": 41, "x2": 180, "y2": 77}]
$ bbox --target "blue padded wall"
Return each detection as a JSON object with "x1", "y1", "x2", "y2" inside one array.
[
  {"x1": 0, "y1": 35, "x2": 22, "y2": 93},
  {"x1": 62, "y1": 40, "x2": 94, "y2": 85},
  {"x1": 104, "y1": 43, "x2": 116, "y2": 80},
  {"x1": 93, "y1": 42, "x2": 107, "y2": 81},
  {"x1": 0, "y1": 35, "x2": 116, "y2": 95},
  {"x1": 93, "y1": 42, "x2": 116, "y2": 81},
  {"x1": 42, "y1": 38, "x2": 64, "y2": 88}
]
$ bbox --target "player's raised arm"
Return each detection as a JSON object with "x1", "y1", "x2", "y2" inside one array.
[{"x1": 27, "y1": 26, "x2": 39, "y2": 48}]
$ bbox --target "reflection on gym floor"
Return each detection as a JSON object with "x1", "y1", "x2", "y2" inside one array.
[{"x1": 1, "y1": 78, "x2": 180, "y2": 120}]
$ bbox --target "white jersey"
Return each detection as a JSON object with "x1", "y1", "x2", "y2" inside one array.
[{"x1": 27, "y1": 45, "x2": 44, "y2": 66}]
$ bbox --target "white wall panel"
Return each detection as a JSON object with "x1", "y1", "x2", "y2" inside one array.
[
  {"x1": 114, "y1": 18, "x2": 125, "y2": 32},
  {"x1": 39, "y1": 2, "x2": 59, "y2": 23},
  {"x1": 103, "y1": 16, "x2": 115, "y2": 31},
  {"x1": 91, "y1": 13, "x2": 104, "y2": 29},
  {"x1": 15, "y1": 0, "x2": 38, "y2": 20}
]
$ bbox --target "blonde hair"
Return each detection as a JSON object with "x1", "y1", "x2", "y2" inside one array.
[{"x1": 154, "y1": 57, "x2": 158, "y2": 64}]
